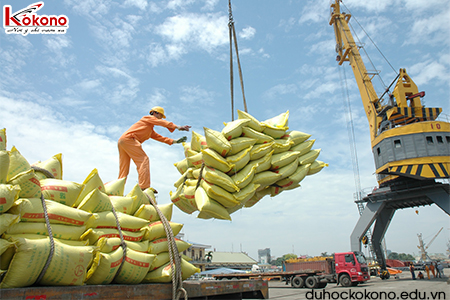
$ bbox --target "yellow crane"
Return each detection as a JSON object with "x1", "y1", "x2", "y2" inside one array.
[
  {"x1": 329, "y1": 0, "x2": 450, "y2": 277},
  {"x1": 330, "y1": 1, "x2": 449, "y2": 185}
]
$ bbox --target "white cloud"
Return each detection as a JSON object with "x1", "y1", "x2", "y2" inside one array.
[
  {"x1": 147, "y1": 87, "x2": 170, "y2": 107},
  {"x1": 46, "y1": 36, "x2": 71, "y2": 52},
  {"x1": 9, "y1": 35, "x2": 33, "y2": 50},
  {"x1": 89, "y1": 18, "x2": 136, "y2": 51},
  {"x1": 76, "y1": 79, "x2": 102, "y2": 91},
  {"x1": 144, "y1": 42, "x2": 187, "y2": 67},
  {"x1": 44, "y1": 36, "x2": 74, "y2": 67},
  {"x1": 0, "y1": 95, "x2": 117, "y2": 183},
  {"x1": 65, "y1": 0, "x2": 111, "y2": 17},
  {"x1": 166, "y1": 43, "x2": 187, "y2": 59},
  {"x1": 143, "y1": 12, "x2": 228, "y2": 66},
  {"x1": 156, "y1": 12, "x2": 228, "y2": 53},
  {"x1": 263, "y1": 84, "x2": 298, "y2": 100},
  {"x1": 238, "y1": 48, "x2": 252, "y2": 56},
  {"x1": 146, "y1": 43, "x2": 168, "y2": 67},
  {"x1": 166, "y1": 0, "x2": 196, "y2": 11},
  {"x1": 258, "y1": 48, "x2": 270, "y2": 59},
  {"x1": 239, "y1": 26, "x2": 256, "y2": 40},
  {"x1": 278, "y1": 17, "x2": 296, "y2": 32},
  {"x1": 124, "y1": 0, "x2": 148, "y2": 10},
  {"x1": 148, "y1": 2, "x2": 163, "y2": 14},
  {"x1": 201, "y1": 0, "x2": 219, "y2": 11},
  {"x1": 0, "y1": 42, "x2": 30, "y2": 88},
  {"x1": 180, "y1": 85, "x2": 215, "y2": 104},
  {"x1": 95, "y1": 66, "x2": 140, "y2": 104},
  {"x1": 341, "y1": 0, "x2": 397, "y2": 12},
  {"x1": 299, "y1": 0, "x2": 329, "y2": 24},
  {"x1": 309, "y1": 39, "x2": 335, "y2": 57},
  {"x1": 402, "y1": 0, "x2": 449, "y2": 10},
  {"x1": 408, "y1": 5, "x2": 450, "y2": 47},
  {"x1": 409, "y1": 59, "x2": 448, "y2": 86}
]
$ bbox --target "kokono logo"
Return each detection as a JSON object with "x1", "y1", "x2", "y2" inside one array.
[{"x1": 3, "y1": 2, "x2": 69, "y2": 36}]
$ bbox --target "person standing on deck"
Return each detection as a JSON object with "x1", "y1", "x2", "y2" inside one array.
[{"x1": 118, "y1": 106, "x2": 190, "y2": 192}]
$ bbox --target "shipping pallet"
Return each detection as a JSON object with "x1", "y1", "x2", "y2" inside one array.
[{"x1": 0, "y1": 279, "x2": 269, "y2": 300}]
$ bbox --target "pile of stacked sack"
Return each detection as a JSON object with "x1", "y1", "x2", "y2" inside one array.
[
  {"x1": 0, "y1": 128, "x2": 199, "y2": 289},
  {"x1": 171, "y1": 110, "x2": 328, "y2": 221}
]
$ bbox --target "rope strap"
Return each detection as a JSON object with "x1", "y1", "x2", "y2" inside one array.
[
  {"x1": 31, "y1": 166, "x2": 55, "y2": 284},
  {"x1": 194, "y1": 163, "x2": 205, "y2": 191},
  {"x1": 31, "y1": 166, "x2": 55, "y2": 179},
  {"x1": 35, "y1": 193, "x2": 55, "y2": 284},
  {"x1": 145, "y1": 193, "x2": 187, "y2": 300},
  {"x1": 110, "y1": 206, "x2": 128, "y2": 275}
]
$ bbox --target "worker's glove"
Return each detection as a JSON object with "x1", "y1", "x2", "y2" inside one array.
[
  {"x1": 178, "y1": 125, "x2": 191, "y2": 131},
  {"x1": 175, "y1": 136, "x2": 187, "y2": 144}
]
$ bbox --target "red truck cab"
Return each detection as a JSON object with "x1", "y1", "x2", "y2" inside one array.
[{"x1": 334, "y1": 251, "x2": 370, "y2": 286}]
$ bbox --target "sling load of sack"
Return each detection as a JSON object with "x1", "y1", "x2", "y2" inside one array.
[{"x1": 171, "y1": 111, "x2": 328, "y2": 220}]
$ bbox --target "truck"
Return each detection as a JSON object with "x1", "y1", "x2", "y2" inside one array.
[
  {"x1": 213, "y1": 251, "x2": 370, "y2": 289},
  {"x1": 284, "y1": 252, "x2": 370, "y2": 288}
]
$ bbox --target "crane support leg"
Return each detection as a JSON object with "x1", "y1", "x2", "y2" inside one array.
[
  {"x1": 371, "y1": 207, "x2": 395, "y2": 270},
  {"x1": 351, "y1": 180, "x2": 449, "y2": 271},
  {"x1": 350, "y1": 201, "x2": 386, "y2": 252},
  {"x1": 427, "y1": 187, "x2": 450, "y2": 215}
]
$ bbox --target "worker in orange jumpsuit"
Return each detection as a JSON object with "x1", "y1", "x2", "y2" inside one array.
[
  {"x1": 429, "y1": 262, "x2": 436, "y2": 278},
  {"x1": 425, "y1": 264, "x2": 430, "y2": 279},
  {"x1": 118, "y1": 106, "x2": 191, "y2": 192}
]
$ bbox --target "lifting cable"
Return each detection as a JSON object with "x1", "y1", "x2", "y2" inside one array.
[
  {"x1": 342, "y1": 1, "x2": 396, "y2": 74},
  {"x1": 337, "y1": 67, "x2": 361, "y2": 200},
  {"x1": 341, "y1": 0, "x2": 397, "y2": 99},
  {"x1": 145, "y1": 193, "x2": 187, "y2": 300},
  {"x1": 228, "y1": 0, "x2": 248, "y2": 121},
  {"x1": 337, "y1": 54, "x2": 378, "y2": 264}
]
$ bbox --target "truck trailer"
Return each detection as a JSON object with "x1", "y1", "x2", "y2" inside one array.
[
  {"x1": 213, "y1": 251, "x2": 370, "y2": 289},
  {"x1": 0, "y1": 280, "x2": 269, "y2": 300}
]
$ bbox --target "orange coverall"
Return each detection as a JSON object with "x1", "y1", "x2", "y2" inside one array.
[{"x1": 118, "y1": 115, "x2": 177, "y2": 190}]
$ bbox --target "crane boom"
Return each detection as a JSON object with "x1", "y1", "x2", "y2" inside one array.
[
  {"x1": 330, "y1": 0, "x2": 450, "y2": 185},
  {"x1": 330, "y1": 3, "x2": 380, "y2": 142}
]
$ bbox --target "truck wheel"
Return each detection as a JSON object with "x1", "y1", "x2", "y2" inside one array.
[
  {"x1": 339, "y1": 274, "x2": 352, "y2": 287},
  {"x1": 291, "y1": 276, "x2": 304, "y2": 288},
  {"x1": 305, "y1": 276, "x2": 318, "y2": 289}
]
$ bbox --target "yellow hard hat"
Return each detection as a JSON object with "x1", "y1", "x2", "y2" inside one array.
[{"x1": 150, "y1": 106, "x2": 166, "y2": 119}]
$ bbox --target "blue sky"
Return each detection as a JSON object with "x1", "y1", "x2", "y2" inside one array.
[{"x1": 1, "y1": 0, "x2": 449, "y2": 261}]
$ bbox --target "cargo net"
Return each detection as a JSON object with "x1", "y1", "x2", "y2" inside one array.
[
  {"x1": 0, "y1": 128, "x2": 198, "y2": 300},
  {"x1": 171, "y1": 110, "x2": 328, "y2": 220}
]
